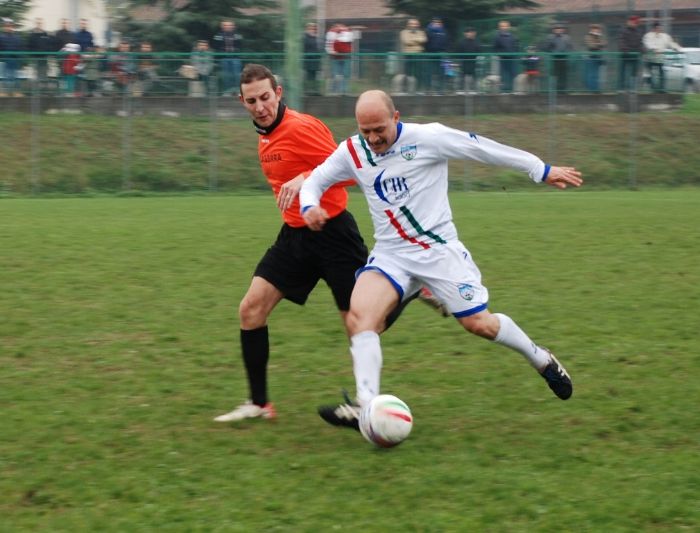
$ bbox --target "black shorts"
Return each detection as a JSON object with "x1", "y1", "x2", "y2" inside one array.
[{"x1": 254, "y1": 210, "x2": 368, "y2": 310}]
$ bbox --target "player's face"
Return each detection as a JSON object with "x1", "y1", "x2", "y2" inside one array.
[
  {"x1": 239, "y1": 78, "x2": 282, "y2": 128},
  {"x1": 356, "y1": 107, "x2": 400, "y2": 154}
]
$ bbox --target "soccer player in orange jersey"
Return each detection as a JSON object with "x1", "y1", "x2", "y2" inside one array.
[{"x1": 214, "y1": 64, "x2": 419, "y2": 423}]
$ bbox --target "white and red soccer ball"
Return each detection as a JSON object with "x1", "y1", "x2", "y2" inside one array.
[{"x1": 359, "y1": 394, "x2": 413, "y2": 448}]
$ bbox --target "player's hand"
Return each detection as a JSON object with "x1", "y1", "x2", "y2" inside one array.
[
  {"x1": 545, "y1": 166, "x2": 583, "y2": 189},
  {"x1": 303, "y1": 206, "x2": 330, "y2": 231},
  {"x1": 277, "y1": 175, "x2": 306, "y2": 211}
]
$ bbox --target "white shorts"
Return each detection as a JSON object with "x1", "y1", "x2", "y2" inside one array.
[{"x1": 358, "y1": 241, "x2": 489, "y2": 318}]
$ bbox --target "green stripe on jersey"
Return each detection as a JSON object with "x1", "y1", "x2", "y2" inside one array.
[
  {"x1": 358, "y1": 136, "x2": 377, "y2": 167},
  {"x1": 399, "y1": 206, "x2": 447, "y2": 244}
]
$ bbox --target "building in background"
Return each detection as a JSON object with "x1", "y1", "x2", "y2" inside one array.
[{"x1": 506, "y1": 0, "x2": 700, "y2": 48}]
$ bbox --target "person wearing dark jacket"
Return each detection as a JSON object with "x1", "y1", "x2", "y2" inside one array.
[
  {"x1": 618, "y1": 15, "x2": 644, "y2": 90},
  {"x1": 425, "y1": 17, "x2": 448, "y2": 93},
  {"x1": 0, "y1": 18, "x2": 24, "y2": 96},
  {"x1": 493, "y1": 20, "x2": 519, "y2": 92},
  {"x1": 75, "y1": 19, "x2": 94, "y2": 52},
  {"x1": 27, "y1": 18, "x2": 53, "y2": 90},
  {"x1": 544, "y1": 23, "x2": 574, "y2": 93},
  {"x1": 54, "y1": 19, "x2": 75, "y2": 50},
  {"x1": 303, "y1": 22, "x2": 321, "y2": 95},
  {"x1": 211, "y1": 19, "x2": 243, "y2": 96},
  {"x1": 456, "y1": 28, "x2": 480, "y2": 93}
]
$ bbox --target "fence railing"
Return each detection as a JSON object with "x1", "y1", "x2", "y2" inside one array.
[
  {"x1": 0, "y1": 51, "x2": 696, "y2": 195},
  {"x1": 0, "y1": 50, "x2": 695, "y2": 98}
]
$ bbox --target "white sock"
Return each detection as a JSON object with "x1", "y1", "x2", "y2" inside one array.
[
  {"x1": 350, "y1": 331, "x2": 382, "y2": 406},
  {"x1": 493, "y1": 313, "x2": 550, "y2": 370}
]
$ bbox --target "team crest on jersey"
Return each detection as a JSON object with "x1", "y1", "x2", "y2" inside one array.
[
  {"x1": 458, "y1": 283, "x2": 475, "y2": 301},
  {"x1": 401, "y1": 144, "x2": 417, "y2": 160}
]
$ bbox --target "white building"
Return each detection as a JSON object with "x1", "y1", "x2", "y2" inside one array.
[{"x1": 21, "y1": 0, "x2": 109, "y2": 46}]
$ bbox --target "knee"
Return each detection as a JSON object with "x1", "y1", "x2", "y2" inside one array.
[
  {"x1": 461, "y1": 314, "x2": 499, "y2": 340},
  {"x1": 238, "y1": 295, "x2": 268, "y2": 329},
  {"x1": 345, "y1": 307, "x2": 382, "y2": 336}
]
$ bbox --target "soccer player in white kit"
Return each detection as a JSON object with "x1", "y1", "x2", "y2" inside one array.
[{"x1": 300, "y1": 90, "x2": 583, "y2": 431}]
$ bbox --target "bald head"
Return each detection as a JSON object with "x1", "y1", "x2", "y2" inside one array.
[
  {"x1": 355, "y1": 90, "x2": 399, "y2": 155},
  {"x1": 355, "y1": 90, "x2": 395, "y2": 119}
]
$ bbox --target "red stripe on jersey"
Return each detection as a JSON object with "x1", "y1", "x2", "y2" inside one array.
[
  {"x1": 385, "y1": 209, "x2": 431, "y2": 249},
  {"x1": 346, "y1": 138, "x2": 363, "y2": 169}
]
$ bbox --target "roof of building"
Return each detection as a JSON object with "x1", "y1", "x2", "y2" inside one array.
[
  {"x1": 240, "y1": 0, "x2": 396, "y2": 19},
  {"x1": 507, "y1": 0, "x2": 700, "y2": 14}
]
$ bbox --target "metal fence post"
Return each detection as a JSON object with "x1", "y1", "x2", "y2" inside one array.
[
  {"x1": 30, "y1": 65, "x2": 41, "y2": 195},
  {"x1": 121, "y1": 84, "x2": 132, "y2": 191},
  {"x1": 208, "y1": 75, "x2": 219, "y2": 192}
]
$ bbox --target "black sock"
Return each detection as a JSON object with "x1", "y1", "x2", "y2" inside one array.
[{"x1": 240, "y1": 326, "x2": 269, "y2": 406}]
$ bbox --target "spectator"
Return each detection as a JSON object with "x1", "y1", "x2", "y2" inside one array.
[
  {"x1": 455, "y1": 27, "x2": 480, "y2": 93},
  {"x1": 60, "y1": 43, "x2": 81, "y2": 96},
  {"x1": 0, "y1": 18, "x2": 24, "y2": 97},
  {"x1": 81, "y1": 45, "x2": 104, "y2": 96},
  {"x1": 399, "y1": 18, "x2": 427, "y2": 93},
  {"x1": 326, "y1": 23, "x2": 353, "y2": 95},
  {"x1": 643, "y1": 22, "x2": 681, "y2": 93},
  {"x1": 493, "y1": 20, "x2": 519, "y2": 92},
  {"x1": 544, "y1": 23, "x2": 573, "y2": 93},
  {"x1": 522, "y1": 45, "x2": 541, "y2": 93},
  {"x1": 211, "y1": 19, "x2": 242, "y2": 96},
  {"x1": 27, "y1": 18, "x2": 53, "y2": 91},
  {"x1": 110, "y1": 41, "x2": 137, "y2": 94},
  {"x1": 189, "y1": 40, "x2": 214, "y2": 97},
  {"x1": 54, "y1": 18, "x2": 75, "y2": 50},
  {"x1": 75, "y1": 18, "x2": 94, "y2": 52},
  {"x1": 303, "y1": 22, "x2": 321, "y2": 95},
  {"x1": 425, "y1": 17, "x2": 448, "y2": 93},
  {"x1": 135, "y1": 41, "x2": 158, "y2": 96},
  {"x1": 618, "y1": 15, "x2": 644, "y2": 91},
  {"x1": 584, "y1": 23, "x2": 607, "y2": 92}
]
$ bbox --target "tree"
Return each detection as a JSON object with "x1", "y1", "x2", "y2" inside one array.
[
  {"x1": 385, "y1": 0, "x2": 540, "y2": 45},
  {"x1": 118, "y1": 0, "x2": 282, "y2": 52},
  {"x1": 0, "y1": 0, "x2": 32, "y2": 23}
]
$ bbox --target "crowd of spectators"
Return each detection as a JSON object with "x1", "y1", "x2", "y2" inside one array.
[
  {"x1": 0, "y1": 14, "x2": 685, "y2": 98},
  {"x1": 390, "y1": 15, "x2": 683, "y2": 95}
]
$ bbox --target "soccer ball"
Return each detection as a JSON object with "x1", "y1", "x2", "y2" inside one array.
[{"x1": 359, "y1": 394, "x2": 413, "y2": 448}]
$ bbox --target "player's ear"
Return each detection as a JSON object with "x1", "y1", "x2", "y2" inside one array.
[
  {"x1": 393, "y1": 110, "x2": 400, "y2": 123},
  {"x1": 276, "y1": 85, "x2": 283, "y2": 98}
]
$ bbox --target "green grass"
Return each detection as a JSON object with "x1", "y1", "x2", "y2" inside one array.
[
  {"x1": 1, "y1": 191, "x2": 699, "y2": 531},
  {"x1": 1, "y1": 103, "x2": 700, "y2": 194}
]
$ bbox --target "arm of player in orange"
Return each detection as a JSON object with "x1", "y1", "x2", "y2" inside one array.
[{"x1": 278, "y1": 172, "x2": 356, "y2": 211}]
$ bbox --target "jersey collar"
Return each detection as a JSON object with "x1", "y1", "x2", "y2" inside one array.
[{"x1": 254, "y1": 102, "x2": 286, "y2": 135}]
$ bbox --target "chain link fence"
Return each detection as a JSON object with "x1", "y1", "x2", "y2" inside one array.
[{"x1": 1, "y1": 51, "x2": 698, "y2": 195}]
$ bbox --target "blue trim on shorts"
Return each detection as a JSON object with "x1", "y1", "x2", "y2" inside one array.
[
  {"x1": 453, "y1": 302, "x2": 488, "y2": 318},
  {"x1": 356, "y1": 265, "x2": 405, "y2": 300}
]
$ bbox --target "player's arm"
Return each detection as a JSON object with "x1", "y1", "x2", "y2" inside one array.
[
  {"x1": 435, "y1": 123, "x2": 583, "y2": 187},
  {"x1": 277, "y1": 172, "x2": 309, "y2": 211},
  {"x1": 299, "y1": 144, "x2": 354, "y2": 231},
  {"x1": 277, "y1": 120, "x2": 355, "y2": 212}
]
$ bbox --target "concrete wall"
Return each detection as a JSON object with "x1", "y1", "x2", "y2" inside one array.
[{"x1": 0, "y1": 93, "x2": 684, "y2": 117}]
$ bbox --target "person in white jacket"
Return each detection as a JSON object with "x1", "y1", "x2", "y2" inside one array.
[
  {"x1": 643, "y1": 22, "x2": 681, "y2": 92},
  {"x1": 300, "y1": 90, "x2": 583, "y2": 431}
]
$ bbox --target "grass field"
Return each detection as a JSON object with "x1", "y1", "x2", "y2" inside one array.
[{"x1": 1, "y1": 191, "x2": 699, "y2": 531}]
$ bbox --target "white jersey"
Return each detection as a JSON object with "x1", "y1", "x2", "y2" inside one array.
[{"x1": 300, "y1": 121, "x2": 548, "y2": 254}]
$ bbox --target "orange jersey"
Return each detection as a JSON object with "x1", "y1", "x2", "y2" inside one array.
[{"x1": 258, "y1": 106, "x2": 352, "y2": 227}]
